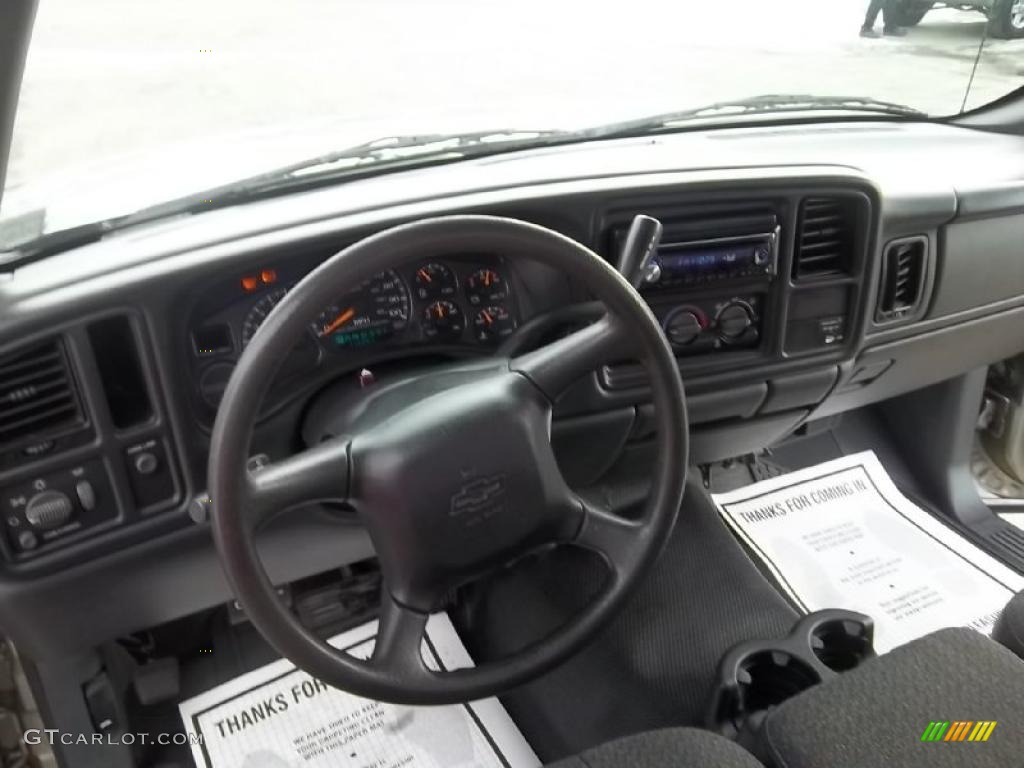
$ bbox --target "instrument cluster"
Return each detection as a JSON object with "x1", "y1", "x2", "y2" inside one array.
[
  {"x1": 234, "y1": 259, "x2": 516, "y2": 352},
  {"x1": 188, "y1": 256, "x2": 519, "y2": 411},
  {"x1": 191, "y1": 259, "x2": 516, "y2": 370}
]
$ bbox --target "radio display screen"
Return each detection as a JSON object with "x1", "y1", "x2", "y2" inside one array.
[{"x1": 656, "y1": 243, "x2": 760, "y2": 272}]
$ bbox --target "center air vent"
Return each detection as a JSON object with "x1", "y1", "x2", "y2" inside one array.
[
  {"x1": 0, "y1": 339, "x2": 84, "y2": 451},
  {"x1": 877, "y1": 237, "x2": 928, "y2": 323},
  {"x1": 793, "y1": 197, "x2": 859, "y2": 279}
]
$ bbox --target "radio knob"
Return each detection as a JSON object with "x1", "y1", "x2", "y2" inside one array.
[
  {"x1": 25, "y1": 489, "x2": 73, "y2": 530},
  {"x1": 664, "y1": 308, "x2": 705, "y2": 347},
  {"x1": 717, "y1": 301, "x2": 754, "y2": 340}
]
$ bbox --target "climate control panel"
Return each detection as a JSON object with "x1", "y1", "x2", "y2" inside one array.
[{"x1": 655, "y1": 294, "x2": 763, "y2": 356}]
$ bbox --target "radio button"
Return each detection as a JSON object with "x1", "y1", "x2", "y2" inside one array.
[
  {"x1": 643, "y1": 261, "x2": 662, "y2": 285},
  {"x1": 716, "y1": 302, "x2": 755, "y2": 340},
  {"x1": 664, "y1": 308, "x2": 705, "y2": 347}
]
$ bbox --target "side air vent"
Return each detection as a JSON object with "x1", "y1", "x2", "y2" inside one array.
[
  {"x1": 876, "y1": 237, "x2": 928, "y2": 323},
  {"x1": 793, "y1": 197, "x2": 859, "y2": 279},
  {"x1": 0, "y1": 339, "x2": 84, "y2": 451}
]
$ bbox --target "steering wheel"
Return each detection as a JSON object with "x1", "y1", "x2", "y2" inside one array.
[{"x1": 209, "y1": 215, "x2": 688, "y2": 705}]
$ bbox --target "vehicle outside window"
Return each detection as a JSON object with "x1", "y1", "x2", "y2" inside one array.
[
  {"x1": 892, "y1": 0, "x2": 1024, "y2": 38},
  {"x1": 1, "y1": 0, "x2": 1023, "y2": 254}
]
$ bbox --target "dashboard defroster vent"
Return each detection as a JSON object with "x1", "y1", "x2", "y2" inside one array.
[
  {"x1": 0, "y1": 339, "x2": 84, "y2": 451},
  {"x1": 793, "y1": 197, "x2": 858, "y2": 279}
]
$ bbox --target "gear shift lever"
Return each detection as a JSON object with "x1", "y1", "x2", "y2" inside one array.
[{"x1": 617, "y1": 214, "x2": 663, "y2": 289}]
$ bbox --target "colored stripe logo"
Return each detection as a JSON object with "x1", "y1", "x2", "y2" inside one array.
[{"x1": 921, "y1": 721, "x2": 996, "y2": 742}]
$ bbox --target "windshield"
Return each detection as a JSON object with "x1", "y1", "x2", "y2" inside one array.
[{"x1": 2, "y1": 0, "x2": 1023, "y2": 247}]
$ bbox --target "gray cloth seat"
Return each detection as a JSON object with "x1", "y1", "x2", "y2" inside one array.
[
  {"x1": 993, "y1": 589, "x2": 1024, "y2": 659},
  {"x1": 761, "y1": 627, "x2": 1024, "y2": 768},
  {"x1": 545, "y1": 727, "x2": 764, "y2": 768}
]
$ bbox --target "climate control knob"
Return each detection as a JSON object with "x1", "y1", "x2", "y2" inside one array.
[
  {"x1": 716, "y1": 301, "x2": 754, "y2": 340},
  {"x1": 25, "y1": 489, "x2": 73, "y2": 530},
  {"x1": 664, "y1": 307, "x2": 705, "y2": 347}
]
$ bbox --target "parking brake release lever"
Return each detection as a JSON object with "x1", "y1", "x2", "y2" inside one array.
[{"x1": 617, "y1": 214, "x2": 663, "y2": 290}]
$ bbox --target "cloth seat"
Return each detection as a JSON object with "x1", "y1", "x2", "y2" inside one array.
[
  {"x1": 993, "y1": 589, "x2": 1024, "y2": 659},
  {"x1": 545, "y1": 727, "x2": 764, "y2": 768},
  {"x1": 761, "y1": 627, "x2": 1024, "y2": 768}
]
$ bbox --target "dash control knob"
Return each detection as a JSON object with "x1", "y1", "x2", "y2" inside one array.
[
  {"x1": 716, "y1": 301, "x2": 755, "y2": 340},
  {"x1": 25, "y1": 489, "x2": 73, "y2": 530},
  {"x1": 134, "y1": 452, "x2": 159, "y2": 475},
  {"x1": 664, "y1": 307, "x2": 705, "y2": 347}
]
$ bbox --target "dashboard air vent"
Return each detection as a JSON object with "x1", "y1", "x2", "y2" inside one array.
[
  {"x1": 793, "y1": 197, "x2": 858, "y2": 279},
  {"x1": 877, "y1": 237, "x2": 927, "y2": 323},
  {"x1": 0, "y1": 339, "x2": 83, "y2": 450}
]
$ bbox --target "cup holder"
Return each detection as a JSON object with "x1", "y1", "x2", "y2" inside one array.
[
  {"x1": 737, "y1": 650, "x2": 820, "y2": 711},
  {"x1": 707, "y1": 609, "x2": 876, "y2": 741},
  {"x1": 810, "y1": 618, "x2": 875, "y2": 672}
]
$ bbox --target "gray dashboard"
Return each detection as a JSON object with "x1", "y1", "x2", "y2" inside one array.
[{"x1": 3, "y1": 119, "x2": 1024, "y2": 660}]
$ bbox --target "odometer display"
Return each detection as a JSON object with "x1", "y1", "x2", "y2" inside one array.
[{"x1": 314, "y1": 269, "x2": 410, "y2": 348}]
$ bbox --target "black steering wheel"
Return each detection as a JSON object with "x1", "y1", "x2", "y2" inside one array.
[{"x1": 209, "y1": 215, "x2": 688, "y2": 705}]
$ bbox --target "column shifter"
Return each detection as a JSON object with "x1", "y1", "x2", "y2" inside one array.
[{"x1": 617, "y1": 214, "x2": 663, "y2": 289}]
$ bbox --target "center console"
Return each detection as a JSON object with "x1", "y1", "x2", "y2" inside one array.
[
  {"x1": 642, "y1": 222, "x2": 778, "y2": 356},
  {"x1": 595, "y1": 188, "x2": 871, "y2": 404},
  {"x1": 706, "y1": 608, "x2": 876, "y2": 741}
]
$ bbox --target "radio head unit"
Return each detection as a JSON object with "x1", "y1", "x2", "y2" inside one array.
[{"x1": 644, "y1": 228, "x2": 779, "y2": 289}]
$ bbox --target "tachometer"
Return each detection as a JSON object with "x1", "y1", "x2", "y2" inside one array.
[
  {"x1": 241, "y1": 287, "x2": 290, "y2": 347},
  {"x1": 314, "y1": 269, "x2": 410, "y2": 349}
]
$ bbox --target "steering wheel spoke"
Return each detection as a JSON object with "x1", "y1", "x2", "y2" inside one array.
[
  {"x1": 571, "y1": 495, "x2": 647, "y2": 580},
  {"x1": 371, "y1": 593, "x2": 433, "y2": 680},
  {"x1": 511, "y1": 313, "x2": 632, "y2": 400},
  {"x1": 245, "y1": 438, "x2": 351, "y2": 525}
]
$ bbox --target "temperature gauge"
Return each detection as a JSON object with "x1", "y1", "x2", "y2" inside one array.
[
  {"x1": 422, "y1": 300, "x2": 465, "y2": 341},
  {"x1": 473, "y1": 306, "x2": 515, "y2": 344}
]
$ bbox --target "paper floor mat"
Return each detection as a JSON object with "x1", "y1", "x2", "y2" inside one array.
[
  {"x1": 713, "y1": 451, "x2": 1024, "y2": 653},
  {"x1": 179, "y1": 614, "x2": 539, "y2": 768}
]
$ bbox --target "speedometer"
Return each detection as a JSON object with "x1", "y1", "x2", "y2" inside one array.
[
  {"x1": 314, "y1": 269, "x2": 410, "y2": 349},
  {"x1": 241, "y1": 286, "x2": 290, "y2": 347}
]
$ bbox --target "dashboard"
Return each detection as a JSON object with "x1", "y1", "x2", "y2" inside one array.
[{"x1": 5, "y1": 119, "x2": 1024, "y2": 665}]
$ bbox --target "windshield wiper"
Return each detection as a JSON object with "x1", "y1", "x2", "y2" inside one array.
[
  {"x1": 113, "y1": 128, "x2": 578, "y2": 225},
  {"x1": 0, "y1": 99, "x2": 926, "y2": 269},
  {"x1": 115, "y1": 128, "x2": 577, "y2": 222},
  {"x1": 0, "y1": 129, "x2": 574, "y2": 269},
  {"x1": 583, "y1": 93, "x2": 927, "y2": 139}
]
